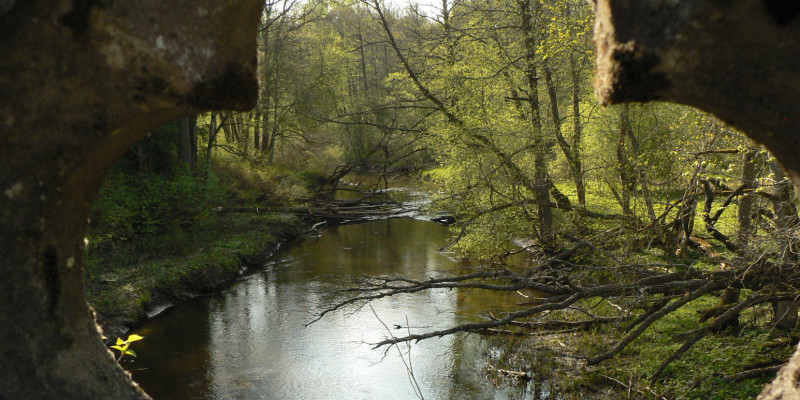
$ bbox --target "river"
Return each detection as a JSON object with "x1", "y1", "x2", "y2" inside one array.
[{"x1": 126, "y1": 215, "x2": 551, "y2": 399}]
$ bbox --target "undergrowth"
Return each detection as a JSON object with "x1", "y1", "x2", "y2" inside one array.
[{"x1": 85, "y1": 157, "x2": 317, "y2": 333}]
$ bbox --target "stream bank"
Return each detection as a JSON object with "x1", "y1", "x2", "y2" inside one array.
[
  {"x1": 125, "y1": 217, "x2": 542, "y2": 400},
  {"x1": 87, "y1": 212, "x2": 305, "y2": 338},
  {"x1": 87, "y1": 184, "x2": 421, "y2": 338}
]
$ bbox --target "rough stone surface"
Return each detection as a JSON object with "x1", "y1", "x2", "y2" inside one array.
[
  {"x1": 594, "y1": 0, "x2": 800, "y2": 184},
  {"x1": 593, "y1": 1, "x2": 800, "y2": 398},
  {"x1": 758, "y1": 341, "x2": 800, "y2": 400},
  {"x1": 0, "y1": 0, "x2": 263, "y2": 398}
]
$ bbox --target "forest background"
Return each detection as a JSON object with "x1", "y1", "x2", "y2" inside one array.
[{"x1": 87, "y1": 0, "x2": 800, "y2": 398}]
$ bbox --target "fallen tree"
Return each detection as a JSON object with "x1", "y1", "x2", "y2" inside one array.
[
  {"x1": 317, "y1": 239, "x2": 798, "y2": 382},
  {"x1": 3, "y1": 0, "x2": 800, "y2": 398},
  {"x1": 591, "y1": 1, "x2": 800, "y2": 397}
]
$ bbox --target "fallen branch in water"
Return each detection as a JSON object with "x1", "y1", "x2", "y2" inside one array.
[
  {"x1": 487, "y1": 364, "x2": 531, "y2": 380},
  {"x1": 312, "y1": 247, "x2": 800, "y2": 383},
  {"x1": 213, "y1": 196, "x2": 415, "y2": 223}
]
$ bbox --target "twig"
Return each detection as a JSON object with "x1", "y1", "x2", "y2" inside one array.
[
  {"x1": 370, "y1": 306, "x2": 425, "y2": 400},
  {"x1": 598, "y1": 373, "x2": 645, "y2": 397},
  {"x1": 724, "y1": 363, "x2": 785, "y2": 382}
]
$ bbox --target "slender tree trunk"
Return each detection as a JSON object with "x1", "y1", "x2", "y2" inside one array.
[
  {"x1": 267, "y1": 121, "x2": 279, "y2": 164},
  {"x1": 617, "y1": 104, "x2": 633, "y2": 216},
  {"x1": 261, "y1": 98, "x2": 275, "y2": 155},
  {"x1": 236, "y1": 113, "x2": 251, "y2": 154},
  {"x1": 259, "y1": 17, "x2": 272, "y2": 157},
  {"x1": 136, "y1": 142, "x2": 145, "y2": 172},
  {"x1": 176, "y1": 116, "x2": 194, "y2": 168},
  {"x1": 624, "y1": 110, "x2": 657, "y2": 222},
  {"x1": 714, "y1": 144, "x2": 760, "y2": 330},
  {"x1": 207, "y1": 112, "x2": 218, "y2": 174},
  {"x1": 544, "y1": 62, "x2": 584, "y2": 209},
  {"x1": 519, "y1": 0, "x2": 553, "y2": 244},
  {"x1": 253, "y1": 112, "x2": 261, "y2": 151},
  {"x1": 358, "y1": 26, "x2": 369, "y2": 94},
  {"x1": 222, "y1": 112, "x2": 234, "y2": 142},
  {"x1": 189, "y1": 114, "x2": 198, "y2": 169},
  {"x1": 738, "y1": 144, "x2": 758, "y2": 247},
  {"x1": 569, "y1": 41, "x2": 586, "y2": 206}
]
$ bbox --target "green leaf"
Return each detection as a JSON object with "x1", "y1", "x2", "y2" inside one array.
[
  {"x1": 125, "y1": 349, "x2": 137, "y2": 358},
  {"x1": 126, "y1": 334, "x2": 145, "y2": 343}
]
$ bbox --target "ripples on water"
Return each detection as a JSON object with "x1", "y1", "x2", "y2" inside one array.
[{"x1": 128, "y1": 216, "x2": 550, "y2": 399}]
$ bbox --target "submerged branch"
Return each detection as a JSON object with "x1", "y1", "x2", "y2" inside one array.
[{"x1": 312, "y1": 242, "x2": 800, "y2": 382}]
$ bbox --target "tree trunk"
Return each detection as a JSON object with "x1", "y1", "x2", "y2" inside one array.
[
  {"x1": 358, "y1": 26, "x2": 369, "y2": 94},
  {"x1": 543, "y1": 62, "x2": 584, "y2": 209},
  {"x1": 616, "y1": 104, "x2": 633, "y2": 216},
  {"x1": 569, "y1": 51, "x2": 586, "y2": 206},
  {"x1": 207, "y1": 111, "x2": 218, "y2": 168},
  {"x1": 189, "y1": 114, "x2": 198, "y2": 169},
  {"x1": 253, "y1": 111, "x2": 261, "y2": 151},
  {"x1": 769, "y1": 162, "x2": 800, "y2": 331},
  {"x1": 136, "y1": 142, "x2": 146, "y2": 172},
  {"x1": 737, "y1": 145, "x2": 758, "y2": 247},
  {"x1": 624, "y1": 108, "x2": 658, "y2": 224},
  {"x1": 0, "y1": 1, "x2": 263, "y2": 398},
  {"x1": 176, "y1": 116, "x2": 194, "y2": 168},
  {"x1": 519, "y1": 0, "x2": 553, "y2": 244},
  {"x1": 222, "y1": 112, "x2": 235, "y2": 143},
  {"x1": 713, "y1": 144, "x2": 760, "y2": 331},
  {"x1": 261, "y1": 96, "x2": 275, "y2": 155}
]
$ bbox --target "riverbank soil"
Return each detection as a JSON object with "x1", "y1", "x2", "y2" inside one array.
[{"x1": 87, "y1": 212, "x2": 304, "y2": 337}]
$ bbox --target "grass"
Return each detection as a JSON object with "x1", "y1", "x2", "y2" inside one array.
[
  {"x1": 467, "y1": 183, "x2": 796, "y2": 399},
  {"x1": 86, "y1": 212, "x2": 304, "y2": 334},
  {"x1": 482, "y1": 291, "x2": 794, "y2": 399},
  {"x1": 85, "y1": 157, "x2": 320, "y2": 336}
]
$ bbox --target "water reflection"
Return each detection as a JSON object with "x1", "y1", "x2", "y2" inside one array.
[{"x1": 129, "y1": 218, "x2": 543, "y2": 399}]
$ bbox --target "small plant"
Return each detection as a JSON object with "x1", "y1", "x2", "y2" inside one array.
[{"x1": 110, "y1": 334, "x2": 144, "y2": 362}]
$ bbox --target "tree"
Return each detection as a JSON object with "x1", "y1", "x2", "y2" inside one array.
[
  {"x1": 518, "y1": 0, "x2": 554, "y2": 243},
  {"x1": 176, "y1": 115, "x2": 198, "y2": 169}
]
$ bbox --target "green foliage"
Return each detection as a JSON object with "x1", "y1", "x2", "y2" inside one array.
[
  {"x1": 85, "y1": 1, "x2": 800, "y2": 398},
  {"x1": 90, "y1": 169, "x2": 221, "y2": 245},
  {"x1": 110, "y1": 334, "x2": 145, "y2": 362}
]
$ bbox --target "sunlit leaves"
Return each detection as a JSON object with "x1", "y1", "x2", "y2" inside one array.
[{"x1": 109, "y1": 334, "x2": 145, "y2": 362}]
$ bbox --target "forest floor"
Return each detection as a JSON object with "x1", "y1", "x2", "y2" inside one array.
[
  {"x1": 86, "y1": 211, "x2": 306, "y2": 338},
  {"x1": 482, "y1": 295, "x2": 796, "y2": 399}
]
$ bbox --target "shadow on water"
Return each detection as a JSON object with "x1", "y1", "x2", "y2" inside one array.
[{"x1": 127, "y1": 218, "x2": 553, "y2": 400}]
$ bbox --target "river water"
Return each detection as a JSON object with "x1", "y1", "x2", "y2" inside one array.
[{"x1": 127, "y1": 217, "x2": 548, "y2": 399}]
